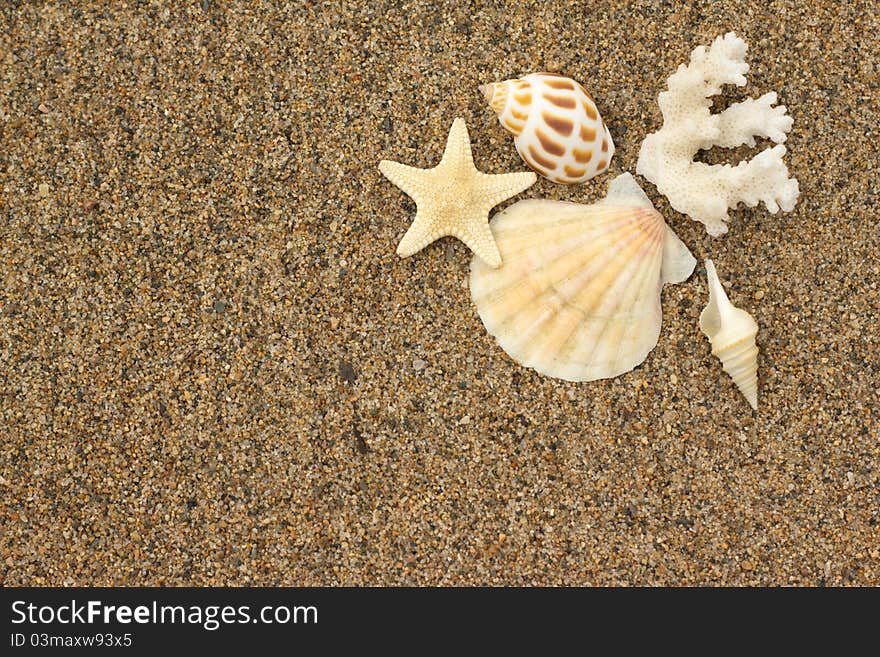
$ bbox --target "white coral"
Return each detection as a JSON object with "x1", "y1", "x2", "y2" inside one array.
[{"x1": 636, "y1": 32, "x2": 800, "y2": 236}]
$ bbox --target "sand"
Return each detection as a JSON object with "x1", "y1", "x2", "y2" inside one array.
[{"x1": 0, "y1": 1, "x2": 878, "y2": 586}]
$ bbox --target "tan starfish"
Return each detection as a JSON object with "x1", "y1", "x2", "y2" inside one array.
[{"x1": 379, "y1": 117, "x2": 537, "y2": 268}]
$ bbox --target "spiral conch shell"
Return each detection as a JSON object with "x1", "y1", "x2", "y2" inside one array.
[
  {"x1": 470, "y1": 173, "x2": 695, "y2": 381},
  {"x1": 699, "y1": 260, "x2": 759, "y2": 409},
  {"x1": 480, "y1": 73, "x2": 615, "y2": 184}
]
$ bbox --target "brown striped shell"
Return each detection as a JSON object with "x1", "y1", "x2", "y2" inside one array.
[{"x1": 480, "y1": 73, "x2": 615, "y2": 184}]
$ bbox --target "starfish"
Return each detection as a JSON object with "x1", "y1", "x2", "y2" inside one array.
[{"x1": 379, "y1": 117, "x2": 536, "y2": 268}]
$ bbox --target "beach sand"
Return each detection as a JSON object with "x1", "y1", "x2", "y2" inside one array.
[{"x1": 1, "y1": 1, "x2": 878, "y2": 585}]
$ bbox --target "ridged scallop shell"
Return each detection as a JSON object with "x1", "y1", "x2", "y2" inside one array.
[
  {"x1": 480, "y1": 72, "x2": 615, "y2": 184},
  {"x1": 699, "y1": 260, "x2": 759, "y2": 409},
  {"x1": 470, "y1": 173, "x2": 695, "y2": 381}
]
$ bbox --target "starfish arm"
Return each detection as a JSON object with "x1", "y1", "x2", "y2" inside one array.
[
  {"x1": 437, "y1": 117, "x2": 475, "y2": 170},
  {"x1": 457, "y1": 217, "x2": 502, "y2": 269},
  {"x1": 396, "y1": 213, "x2": 441, "y2": 258},
  {"x1": 379, "y1": 159, "x2": 431, "y2": 203},
  {"x1": 478, "y1": 171, "x2": 538, "y2": 209}
]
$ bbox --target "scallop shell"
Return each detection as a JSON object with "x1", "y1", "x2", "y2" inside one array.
[
  {"x1": 699, "y1": 260, "x2": 759, "y2": 409},
  {"x1": 480, "y1": 72, "x2": 615, "y2": 184},
  {"x1": 470, "y1": 173, "x2": 695, "y2": 381}
]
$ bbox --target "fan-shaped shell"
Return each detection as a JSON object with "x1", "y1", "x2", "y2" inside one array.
[
  {"x1": 480, "y1": 72, "x2": 615, "y2": 184},
  {"x1": 470, "y1": 174, "x2": 695, "y2": 381}
]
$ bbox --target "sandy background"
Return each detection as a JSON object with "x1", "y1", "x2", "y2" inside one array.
[{"x1": 1, "y1": 1, "x2": 878, "y2": 585}]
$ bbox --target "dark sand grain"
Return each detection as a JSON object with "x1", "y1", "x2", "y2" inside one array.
[{"x1": 0, "y1": 1, "x2": 878, "y2": 585}]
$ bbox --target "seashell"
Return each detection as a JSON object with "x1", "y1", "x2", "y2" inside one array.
[
  {"x1": 470, "y1": 173, "x2": 695, "y2": 381},
  {"x1": 699, "y1": 259, "x2": 759, "y2": 409},
  {"x1": 480, "y1": 72, "x2": 615, "y2": 185}
]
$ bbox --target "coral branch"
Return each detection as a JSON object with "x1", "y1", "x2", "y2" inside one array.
[
  {"x1": 715, "y1": 93, "x2": 793, "y2": 148},
  {"x1": 636, "y1": 32, "x2": 800, "y2": 236}
]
